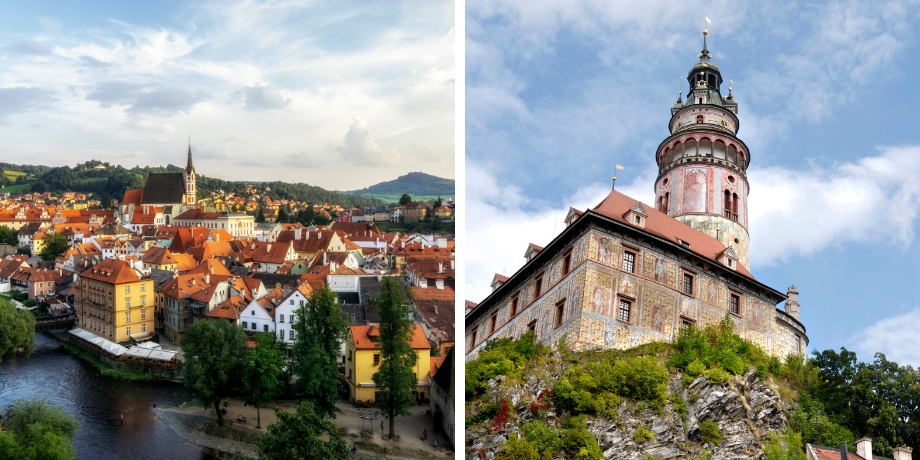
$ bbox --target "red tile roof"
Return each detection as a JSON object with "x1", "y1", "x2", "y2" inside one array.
[
  {"x1": 80, "y1": 259, "x2": 141, "y2": 284},
  {"x1": 350, "y1": 324, "x2": 430, "y2": 350}
]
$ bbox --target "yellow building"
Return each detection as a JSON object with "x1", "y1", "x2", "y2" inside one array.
[
  {"x1": 345, "y1": 324, "x2": 432, "y2": 405},
  {"x1": 77, "y1": 258, "x2": 155, "y2": 343}
]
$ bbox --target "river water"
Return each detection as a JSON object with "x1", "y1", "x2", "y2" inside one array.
[{"x1": 0, "y1": 333, "x2": 210, "y2": 460}]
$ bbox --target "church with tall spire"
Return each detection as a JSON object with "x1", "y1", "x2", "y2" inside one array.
[
  {"x1": 465, "y1": 31, "x2": 807, "y2": 362},
  {"x1": 119, "y1": 143, "x2": 200, "y2": 225}
]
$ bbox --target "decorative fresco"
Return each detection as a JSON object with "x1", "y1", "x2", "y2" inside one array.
[
  {"x1": 597, "y1": 237, "x2": 612, "y2": 266},
  {"x1": 654, "y1": 256, "x2": 668, "y2": 283},
  {"x1": 681, "y1": 167, "x2": 708, "y2": 213},
  {"x1": 591, "y1": 285, "x2": 610, "y2": 317},
  {"x1": 750, "y1": 299, "x2": 766, "y2": 327},
  {"x1": 680, "y1": 297, "x2": 697, "y2": 319},
  {"x1": 574, "y1": 236, "x2": 587, "y2": 266},
  {"x1": 569, "y1": 285, "x2": 582, "y2": 320},
  {"x1": 618, "y1": 277, "x2": 638, "y2": 298},
  {"x1": 703, "y1": 276, "x2": 719, "y2": 306}
]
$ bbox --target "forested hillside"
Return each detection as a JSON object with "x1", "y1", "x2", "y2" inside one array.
[
  {"x1": 3, "y1": 161, "x2": 384, "y2": 208},
  {"x1": 346, "y1": 172, "x2": 455, "y2": 198}
]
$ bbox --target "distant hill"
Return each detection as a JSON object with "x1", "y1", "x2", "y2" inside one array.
[{"x1": 345, "y1": 172, "x2": 455, "y2": 201}]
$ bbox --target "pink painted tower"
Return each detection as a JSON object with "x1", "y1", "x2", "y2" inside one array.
[{"x1": 654, "y1": 29, "x2": 750, "y2": 269}]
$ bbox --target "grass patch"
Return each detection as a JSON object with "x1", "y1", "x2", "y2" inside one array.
[
  {"x1": 182, "y1": 399, "x2": 206, "y2": 408},
  {"x1": 354, "y1": 441, "x2": 386, "y2": 454},
  {"x1": 0, "y1": 183, "x2": 31, "y2": 194},
  {"x1": 63, "y1": 343, "x2": 156, "y2": 382},
  {"x1": 204, "y1": 420, "x2": 263, "y2": 445}
]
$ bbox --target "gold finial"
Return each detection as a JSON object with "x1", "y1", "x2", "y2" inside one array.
[
  {"x1": 679, "y1": 90, "x2": 682, "y2": 94},
  {"x1": 729, "y1": 87, "x2": 732, "y2": 91},
  {"x1": 703, "y1": 28, "x2": 708, "y2": 35}
]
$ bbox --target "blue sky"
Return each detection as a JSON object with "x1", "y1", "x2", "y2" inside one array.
[
  {"x1": 0, "y1": 0, "x2": 454, "y2": 189},
  {"x1": 466, "y1": 0, "x2": 920, "y2": 365}
]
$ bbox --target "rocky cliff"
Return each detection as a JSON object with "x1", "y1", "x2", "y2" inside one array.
[{"x1": 467, "y1": 368, "x2": 789, "y2": 460}]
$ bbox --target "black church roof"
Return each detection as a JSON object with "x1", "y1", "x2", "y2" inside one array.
[{"x1": 141, "y1": 173, "x2": 185, "y2": 204}]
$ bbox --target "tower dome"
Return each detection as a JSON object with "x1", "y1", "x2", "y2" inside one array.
[{"x1": 654, "y1": 31, "x2": 751, "y2": 269}]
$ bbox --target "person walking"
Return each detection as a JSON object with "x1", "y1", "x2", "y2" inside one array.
[{"x1": 120, "y1": 413, "x2": 124, "y2": 427}]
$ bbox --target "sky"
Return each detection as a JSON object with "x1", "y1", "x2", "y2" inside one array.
[
  {"x1": 466, "y1": 0, "x2": 920, "y2": 366},
  {"x1": 0, "y1": 0, "x2": 455, "y2": 190}
]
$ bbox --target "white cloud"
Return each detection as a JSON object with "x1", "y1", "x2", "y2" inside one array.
[
  {"x1": 236, "y1": 84, "x2": 289, "y2": 112},
  {"x1": 852, "y1": 308, "x2": 920, "y2": 367},
  {"x1": 334, "y1": 118, "x2": 401, "y2": 167}
]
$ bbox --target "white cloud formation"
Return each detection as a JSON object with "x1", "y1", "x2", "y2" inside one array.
[
  {"x1": 334, "y1": 118, "x2": 401, "y2": 167},
  {"x1": 852, "y1": 308, "x2": 920, "y2": 367},
  {"x1": 236, "y1": 84, "x2": 289, "y2": 112}
]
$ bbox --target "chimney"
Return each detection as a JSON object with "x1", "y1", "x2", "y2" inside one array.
[
  {"x1": 438, "y1": 262, "x2": 443, "y2": 273},
  {"x1": 267, "y1": 244, "x2": 272, "y2": 253},
  {"x1": 857, "y1": 439, "x2": 872, "y2": 460},
  {"x1": 436, "y1": 279, "x2": 444, "y2": 290},
  {"x1": 893, "y1": 447, "x2": 913, "y2": 460},
  {"x1": 295, "y1": 227, "x2": 302, "y2": 240},
  {"x1": 251, "y1": 242, "x2": 255, "y2": 250},
  {"x1": 323, "y1": 252, "x2": 327, "y2": 265},
  {"x1": 283, "y1": 285, "x2": 290, "y2": 295},
  {"x1": 205, "y1": 273, "x2": 210, "y2": 284},
  {"x1": 191, "y1": 278, "x2": 196, "y2": 286},
  {"x1": 432, "y1": 305, "x2": 438, "y2": 315},
  {"x1": 450, "y1": 259, "x2": 455, "y2": 270},
  {"x1": 785, "y1": 285, "x2": 800, "y2": 320}
]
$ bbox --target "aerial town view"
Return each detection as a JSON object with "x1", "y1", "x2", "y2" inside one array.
[
  {"x1": 0, "y1": 2, "x2": 456, "y2": 460},
  {"x1": 465, "y1": 3, "x2": 920, "y2": 460}
]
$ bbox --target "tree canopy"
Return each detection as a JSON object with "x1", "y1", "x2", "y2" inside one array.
[
  {"x1": 181, "y1": 319, "x2": 249, "y2": 426},
  {"x1": 0, "y1": 225, "x2": 16, "y2": 246},
  {"x1": 0, "y1": 298, "x2": 35, "y2": 362},
  {"x1": 0, "y1": 399, "x2": 81, "y2": 460},
  {"x1": 242, "y1": 332, "x2": 286, "y2": 428},
  {"x1": 257, "y1": 400, "x2": 349, "y2": 460},
  {"x1": 38, "y1": 232, "x2": 69, "y2": 261},
  {"x1": 293, "y1": 284, "x2": 349, "y2": 419},
  {"x1": 399, "y1": 193, "x2": 412, "y2": 206},
  {"x1": 372, "y1": 278, "x2": 419, "y2": 438}
]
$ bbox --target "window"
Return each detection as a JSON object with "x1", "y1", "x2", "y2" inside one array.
[
  {"x1": 535, "y1": 274, "x2": 543, "y2": 298},
  {"x1": 555, "y1": 300, "x2": 565, "y2": 328},
  {"x1": 348, "y1": 350, "x2": 352, "y2": 361},
  {"x1": 623, "y1": 251, "x2": 636, "y2": 273},
  {"x1": 290, "y1": 330, "x2": 294, "y2": 340},
  {"x1": 527, "y1": 320, "x2": 536, "y2": 333},
  {"x1": 683, "y1": 273, "x2": 694, "y2": 295},
  {"x1": 511, "y1": 294, "x2": 519, "y2": 317},
  {"x1": 682, "y1": 320, "x2": 693, "y2": 329},
  {"x1": 242, "y1": 321, "x2": 248, "y2": 329},
  {"x1": 264, "y1": 324, "x2": 269, "y2": 332},
  {"x1": 39, "y1": 282, "x2": 43, "y2": 288},
  {"x1": 373, "y1": 354, "x2": 380, "y2": 366},
  {"x1": 469, "y1": 326, "x2": 479, "y2": 351},
  {"x1": 141, "y1": 297, "x2": 146, "y2": 306},
  {"x1": 125, "y1": 298, "x2": 131, "y2": 309},
  {"x1": 126, "y1": 326, "x2": 131, "y2": 336},
  {"x1": 563, "y1": 250, "x2": 572, "y2": 276},
  {"x1": 125, "y1": 286, "x2": 130, "y2": 294},
  {"x1": 141, "y1": 284, "x2": 145, "y2": 291},
  {"x1": 730, "y1": 294, "x2": 740, "y2": 315},
  {"x1": 618, "y1": 299, "x2": 631, "y2": 323},
  {"x1": 280, "y1": 314, "x2": 285, "y2": 323},
  {"x1": 290, "y1": 300, "x2": 294, "y2": 305},
  {"x1": 635, "y1": 215, "x2": 641, "y2": 224},
  {"x1": 141, "y1": 310, "x2": 146, "y2": 320},
  {"x1": 489, "y1": 313, "x2": 497, "y2": 334},
  {"x1": 142, "y1": 324, "x2": 146, "y2": 333},
  {"x1": 279, "y1": 329, "x2": 284, "y2": 340},
  {"x1": 126, "y1": 312, "x2": 131, "y2": 323}
]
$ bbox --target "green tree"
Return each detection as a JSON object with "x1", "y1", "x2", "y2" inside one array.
[
  {"x1": 0, "y1": 298, "x2": 36, "y2": 362},
  {"x1": 38, "y1": 232, "x2": 69, "y2": 261},
  {"x1": 293, "y1": 284, "x2": 349, "y2": 418},
  {"x1": 277, "y1": 207, "x2": 288, "y2": 223},
  {"x1": 257, "y1": 400, "x2": 349, "y2": 460},
  {"x1": 399, "y1": 193, "x2": 412, "y2": 206},
  {"x1": 0, "y1": 225, "x2": 16, "y2": 246},
  {"x1": 181, "y1": 319, "x2": 248, "y2": 426},
  {"x1": 0, "y1": 399, "x2": 81, "y2": 460},
  {"x1": 372, "y1": 278, "x2": 418, "y2": 438},
  {"x1": 764, "y1": 430, "x2": 806, "y2": 460},
  {"x1": 433, "y1": 196, "x2": 443, "y2": 208},
  {"x1": 242, "y1": 332, "x2": 286, "y2": 428},
  {"x1": 256, "y1": 208, "x2": 266, "y2": 223}
]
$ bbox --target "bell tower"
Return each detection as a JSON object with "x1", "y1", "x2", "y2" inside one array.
[
  {"x1": 184, "y1": 143, "x2": 197, "y2": 207},
  {"x1": 654, "y1": 29, "x2": 751, "y2": 269}
]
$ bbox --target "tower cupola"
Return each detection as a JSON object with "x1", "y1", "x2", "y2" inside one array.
[{"x1": 183, "y1": 142, "x2": 197, "y2": 207}]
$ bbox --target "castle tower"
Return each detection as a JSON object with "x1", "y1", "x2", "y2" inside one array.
[
  {"x1": 654, "y1": 29, "x2": 751, "y2": 269},
  {"x1": 184, "y1": 144, "x2": 197, "y2": 207}
]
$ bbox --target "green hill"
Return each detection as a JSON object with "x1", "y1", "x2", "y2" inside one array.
[{"x1": 345, "y1": 172, "x2": 454, "y2": 201}]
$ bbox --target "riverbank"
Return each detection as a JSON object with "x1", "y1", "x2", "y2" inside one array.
[
  {"x1": 154, "y1": 407, "x2": 259, "y2": 459},
  {"x1": 62, "y1": 342, "x2": 158, "y2": 382},
  {"x1": 45, "y1": 330, "x2": 182, "y2": 382}
]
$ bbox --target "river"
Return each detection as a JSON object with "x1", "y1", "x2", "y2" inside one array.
[{"x1": 0, "y1": 333, "x2": 210, "y2": 460}]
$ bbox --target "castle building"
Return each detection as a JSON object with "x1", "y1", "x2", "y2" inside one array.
[
  {"x1": 465, "y1": 31, "x2": 808, "y2": 360},
  {"x1": 120, "y1": 146, "x2": 199, "y2": 225}
]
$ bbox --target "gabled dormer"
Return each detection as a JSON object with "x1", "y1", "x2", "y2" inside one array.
[
  {"x1": 623, "y1": 203, "x2": 648, "y2": 229},
  {"x1": 524, "y1": 243, "x2": 543, "y2": 262},
  {"x1": 490, "y1": 273, "x2": 508, "y2": 292},
  {"x1": 716, "y1": 246, "x2": 740, "y2": 270},
  {"x1": 564, "y1": 207, "x2": 583, "y2": 228}
]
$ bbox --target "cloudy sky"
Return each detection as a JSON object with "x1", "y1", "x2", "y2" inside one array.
[
  {"x1": 466, "y1": 0, "x2": 920, "y2": 365},
  {"x1": 0, "y1": 0, "x2": 454, "y2": 190}
]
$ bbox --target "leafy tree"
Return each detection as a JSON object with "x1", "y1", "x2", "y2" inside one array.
[
  {"x1": 257, "y1": 400, "x2": 349, "y2": 460},
  {"x1": 256, "y1": 208, "x2": 266, "y2": 223},
  {"x1": 0, "y1": 399, "x2": 80, "y2": 460},
  {"x1": 763, "y1": 430, "x2": 806, "y2": 460},
  {"x1": 277, "y1": 207, "x2": 288, "y2": 223},
  {"x1": 242, "y1": 332, "x2": 286, "y2": 428},
  {"x1": 433, "y1": 196, "x2": 443, "y2": 208},
  {"x1": 0, "y1": 298, "x2": 36, "y2": 362},
  {"x1": 372, "y1": 278, "x2": 418, "y2": 438},
  {"x1": 293, "y1": 284, "x2": 349, "y2": 418},
  {"x1": 181, "y1": 319, "x2": 248, "y2": 426},
  {"x1": 39, "y1": 232, "x2": 69, "y2": 261},
  {"x1": 0, "y1": 225, "x2": 17, "y2": 246},
  {"x1": 399, "y1": 193, "x2": 412, "y2": 206}
]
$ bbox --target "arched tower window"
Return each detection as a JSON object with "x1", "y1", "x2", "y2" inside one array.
[
  {"x1": 664, "y1": 192, "x2": 670, "y2": 213},
  {"x1": 696, "y1": 115, "x2": 704, "y2": 124},
  {"x1": 724, "y1": 190, "x2": 731, "y2": 216},
  {"x1": 732, "y1": 193, "x2": 739, "y2": 219}
]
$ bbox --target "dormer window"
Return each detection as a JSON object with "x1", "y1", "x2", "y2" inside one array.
[{"x1": 696, "y1": 115, "x2": 704, "y2": 123}]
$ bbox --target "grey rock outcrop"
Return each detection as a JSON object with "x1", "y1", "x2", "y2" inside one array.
[{"x1": 466, "y1": 369, "x2": 786, "y2": 460}]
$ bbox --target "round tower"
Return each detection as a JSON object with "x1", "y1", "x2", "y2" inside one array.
[
  {"x1": 654, "y1": 29, "x2": 751, "y2": 269},
  {"x1": 184, "y1": 144, "x2": 197, "y2": 207}
]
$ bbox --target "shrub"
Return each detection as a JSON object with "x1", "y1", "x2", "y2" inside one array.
[
  {"x1": 466, "y1": 402, "x2": 501, "y2": 427},
  {"x1": 698, "y1": 420, "x2": 722, "y2": 445},
  {"x1": 763, "y1": 430, "x2": 806, "y2": 460},
  {"x1": 466, "y1": 332, "x2": 540, "y2": 398},
  {"x1": 669, "y1": 315, "x2": 773, "y2": 380},
  {"x1": 674, "y1": 393, "x2": 687, "y2": 420},
  {"x1": 703, "y1": 367, "x2": 730, "y2": 384},
  {"x1": 560, "y1": 416, "x2": 601, "y2": 460},
  {"x1": 521, "y1": 420, "x2": 562, "y2": 460},
  {"x1": 632, "y1": 425, "x2": 653, "y2": 443},
  {"x1": 687, "y1": 360, "x2": 706, "y2": 377},
  {"x1": 496, "y1": 436, "x2": 541, "y2": 460},
  {"x1": 554, "y1": 355, "x2": 667, "y2": 415}
]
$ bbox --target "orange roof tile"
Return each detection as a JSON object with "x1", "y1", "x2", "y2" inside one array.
[{"x1": 350, "y1": 324, "x2": 429, "y2": 350}]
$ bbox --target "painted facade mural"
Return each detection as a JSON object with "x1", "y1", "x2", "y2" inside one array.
[
  {"x1": 598, "y1": 237, "x2": 612, "y2": 265},
  {"x1": 682, "y1": 168, "x2": 708, "y2": 213},
  {"x1": 654, "y1": 256, "x2": 667, "y2": 283},
  {"x1": 591, "y1": 285, "x2": 609, "y2": 317}
]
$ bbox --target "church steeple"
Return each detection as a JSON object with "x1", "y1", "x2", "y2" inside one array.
[
  {"x1": 183, "y1": 141, "x2": 197, "y2": 207},
  {"x1": 186, "y1": 143, "x2": 195, "y2": 175}
]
